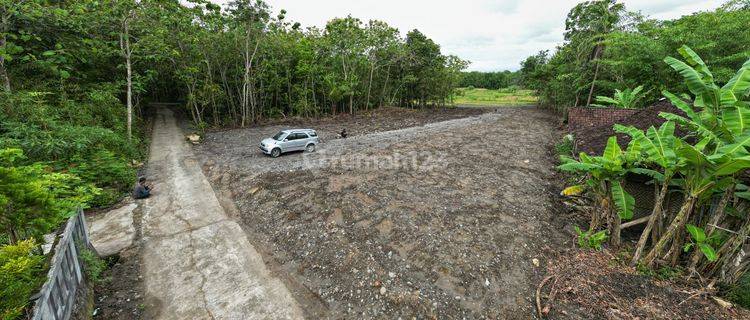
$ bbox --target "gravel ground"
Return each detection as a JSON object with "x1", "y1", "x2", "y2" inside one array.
[{"x1": 194, "y1": 106, "x2": 570, "y2": 319}]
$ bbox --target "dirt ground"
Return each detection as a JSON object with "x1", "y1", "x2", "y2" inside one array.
[
  {"x1": 196, "y1": 106, "x2": 570, "y2": 318},
  {"x1": 541, "y1": 250, "x2": 750, "y2": 319},
  {"x1": 92, "y1": 247, "x2": 147, "y2": 319}
]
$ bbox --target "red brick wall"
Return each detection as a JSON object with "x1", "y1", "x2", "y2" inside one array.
[{"x1": 567, "y1": 107, "x2": 639, "y2": 132}]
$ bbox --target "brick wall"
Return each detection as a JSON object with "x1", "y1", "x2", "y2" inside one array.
[{"x1": 567, "y1": 107, "x2": 639, "y2": 132}]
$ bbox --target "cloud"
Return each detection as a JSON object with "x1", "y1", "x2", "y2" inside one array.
[{"x1": 210, "y1": 0, "x2": 722, "y2": 71}]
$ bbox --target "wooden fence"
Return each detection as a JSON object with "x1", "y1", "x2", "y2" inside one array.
[{"x1": 31, "y1": 208, "x2": 94, "y2": 320}]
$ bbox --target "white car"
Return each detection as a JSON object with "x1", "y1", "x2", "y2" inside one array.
[{"x1": 259, "y1": 129, "x2": 319, "y2": 158}]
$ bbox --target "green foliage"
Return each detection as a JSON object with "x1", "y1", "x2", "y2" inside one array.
[
  {"x1": 0, "y1": 148, "x2": 97, "y2": 243},
  {"x1": 575, "y1": 226, "x2": 608, "y2": 250},
  {"x1": 724, "y1": 272, "x2": 750, "y2": 309},
  {"x1": 684, "y1": 224, "x2": 718, "y2": 262},
  {"x1": 556, "y1": 134, "x2": 575, "y2": 158},
  {"x1": 591, "y1": 85, "x2": 648, "y2": 108},
  {"x1": 458, "y1": 71, "x2": 519, "y2": 90},
  {"x1": 559, "y1": 136, "x2": 636, "y2": 220},
  {"x1": 78, "y1": 247, "x2": 107, "y2": 284},
  {"x1": 523, "y1": 3, "x2": 750, "y2": 112},
  {"x1": 636, "y1": 264, "x2": 683, "y2": 281},
  {"x1": 68, "y1": 151, "x2": 134, "y2": 207},
  {"x1": 0, "y1": 239, "x2": 45, "y2": 320}
]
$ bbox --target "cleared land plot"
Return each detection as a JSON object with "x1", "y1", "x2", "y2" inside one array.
[
  {"x1": 453, "y1": 88, "x2": 538, "y2": 106},
  {"x1": 195, "y1": 107, "x2": 567, "y2": 318}
]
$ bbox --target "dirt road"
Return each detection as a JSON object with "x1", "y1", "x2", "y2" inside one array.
[
  {"x1": 196, "y1": 107, "x2": 570, "y2": 319},
  {"x1": 140, "y1": 107, "x2": 303, "y2": 319}
]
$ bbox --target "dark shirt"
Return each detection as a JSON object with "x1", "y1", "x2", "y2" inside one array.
[{"x1": 133, "y1": 183, "x2": 150, "y2": 199}]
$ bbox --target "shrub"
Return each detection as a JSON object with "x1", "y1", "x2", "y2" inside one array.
[
  {"x1": 724, "y1": 272, "x2": 750, "y2": 308},
  {"x1": 556, "y1": 134, "x2": 575, "y2": 158},
  {"x1": 0, "y1": 239, "x2": 45, "y2": 320},
  {"x1": 0, "y1": 148, "x2": 98, "y2": 243},
  {"x1": 78, "y1": 247, "x2": 108, "y2": 284},
  {"x1": 575, "y1": 226, "x2": 608, "y2": 250},
  {"x1": 68, "y1": 151, "x2": 134, "y2": 207}
]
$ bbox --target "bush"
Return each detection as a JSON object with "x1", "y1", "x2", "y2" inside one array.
[
  {"x1": 724, "y1": 272, "x2": 750, "y2": 309},
  {"x1": 498, "y1": 85, "x2": 520, "y2": 94},
  {"x1": 68, "y1": 151, "x2": 135, "y2": 207},
  {"x1": 575, "y1": 226, "x2": 608, "y2": 250},
  {"x1": 0, "y1": 89, "x2": 140, "y2": 208},
  {"x1": 78, "y1": 247, "x2": 108, "y2": 284},
  {"x1": 556, "y1": 134, "x2": 575, "y2": 158},
  {"x1": 0, "y1": 239, "x2": 45, "y2": 320}
]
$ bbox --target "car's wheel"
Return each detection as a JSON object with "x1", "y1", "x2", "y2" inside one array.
[
  {"x1": 305, "y1": 144, "x2": 316, "y2": 153},
  {"x1": 270, "y1": 148, "x2": 281, "y2": 158}
]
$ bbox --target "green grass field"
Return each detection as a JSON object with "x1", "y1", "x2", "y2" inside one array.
[{"x1": 452, "y1": 87, "x2": 538, "y2": 106}]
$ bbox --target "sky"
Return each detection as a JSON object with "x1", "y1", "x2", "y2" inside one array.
[{"x1": 212, "y1": 0, "x2": 724, "y2": 71}]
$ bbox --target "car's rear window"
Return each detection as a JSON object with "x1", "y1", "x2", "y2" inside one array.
[{"x1": 308, "y1": 131, "x2": 317, "y2": 137}]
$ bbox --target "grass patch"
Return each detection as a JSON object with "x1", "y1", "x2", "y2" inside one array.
[{"x1": 452, "y1": 87, "x2": 538, "y2": 106}]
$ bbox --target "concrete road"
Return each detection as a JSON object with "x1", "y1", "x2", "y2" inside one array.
[{"x1": 140, "y1": 107, "x2": 303, "y2": 320}]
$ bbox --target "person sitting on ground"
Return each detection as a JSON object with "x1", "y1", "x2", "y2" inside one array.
[
  {"x1": 340, "y1": 128, "x2": 348, "y2": 138},
  {"x1": 133, "y1": 176, "x2": 152, "y2": 199}
]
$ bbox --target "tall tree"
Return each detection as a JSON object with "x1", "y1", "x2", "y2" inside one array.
[{"x1": 564, "y1": 0, "x2": 625, "y2": 107}]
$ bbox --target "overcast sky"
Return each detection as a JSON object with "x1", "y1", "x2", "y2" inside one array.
[{"x1": 213, "y1": 0, "x2": 723, "y2": 71}]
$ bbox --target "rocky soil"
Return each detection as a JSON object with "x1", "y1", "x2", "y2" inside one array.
[{"x1": 196, "y1": 107, "x2": 570, "y2": 318}]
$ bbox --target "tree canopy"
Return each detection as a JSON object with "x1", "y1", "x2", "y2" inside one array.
[{"x1": 520, "y1": 0, "x2": 750, "y2": 112}]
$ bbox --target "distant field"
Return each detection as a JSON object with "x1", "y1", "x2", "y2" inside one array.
[{"x1": 452, "y1": 87, "x2": 538, "y2": 106}]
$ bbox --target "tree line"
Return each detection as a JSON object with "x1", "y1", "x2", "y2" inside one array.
[
  {"x1": 519, "y1": 0, "x2": 750, "y2": 112},
  {"x1": 458, "y1": 70, "x2": 519, "y2": 90}
]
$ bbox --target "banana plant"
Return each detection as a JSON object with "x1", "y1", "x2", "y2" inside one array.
[
  {"x1": 614, "y1": 121, "x2": 684, "y2": 265},
  {"x1": 632, "y1": 47, "x2": 750, "y2": 267},
  {"x1": 642, "y1": 142, "x2": 750, "y2": 267},
  {"x1": 684, "y1": 224, "x2": 718, "y2": 262},
  {"x1": 660, "y1": 46, "x2": 750, "y2": 149},
  {"x1": 591, "y1": 85, "x2": 648, "y2": 109},
  {"x1": 559, "y1": 136, "x2": 636, "y2": 246}
]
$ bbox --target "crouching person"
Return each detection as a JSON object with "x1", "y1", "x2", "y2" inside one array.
[{"x1": 133, "y1": 176, "x2": 152, "y2": 199}]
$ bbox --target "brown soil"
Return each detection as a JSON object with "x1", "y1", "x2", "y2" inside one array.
[
  {"x1": 573, "y1": 100, "x2": 688, "y2": 155},
  {"x1": 196, "y1": 106, "x2": 569, "y2": 318},
  {"x1": 92, "y1": 247, "x2": 147, "y2": 319},
  {"x1": 541, "y1": 250, "x2": 750, "y2": 319}
]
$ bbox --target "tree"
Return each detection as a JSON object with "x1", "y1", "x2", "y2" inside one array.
[{"x1": 564, "y1": 0, "x2": 626, "y2": 107}]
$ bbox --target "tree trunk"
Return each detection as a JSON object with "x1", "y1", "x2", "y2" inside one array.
[
  {"x1": 122, "y1": 19, "x2": 133, "y2": 141},
  {"x1": 705, "y1": 217, "x2": 750, "y2": 279},
  {"x1": 689, "y1": 186, "x2": 734, "y2": 270},
  {"x1": 0, "y1": 32, "x2": 11, "y2": 92},
  {"x1": 610, "y1": 209, "x2": 621, "y2": 247},
  {"x1": 586, "y1": 45, "x2": 602, "y2": 107},
  {"x1": 380, "y1": 64, "x2": 391, "y2": 107},
  {"x1": 643, "y1": 196, "x2": 697, "y2": 267},
  {"x1": 7, "y1": 225, "x2": 17, "y2": 245},
  {"x1": 366, "y1": 62, "x2": 375, "y2": 111},
  {"x1": 631, "y1": 175, "x2": 672, "y2": 266}
]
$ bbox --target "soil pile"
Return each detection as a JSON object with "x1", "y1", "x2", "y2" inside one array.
[{"x1": 573, "y1": 100, "x2": 687, "y2": 155}]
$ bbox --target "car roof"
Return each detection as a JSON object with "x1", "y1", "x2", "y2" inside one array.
[{"x1": 282, "y1": 129, "x2": 315, "y2": 133}]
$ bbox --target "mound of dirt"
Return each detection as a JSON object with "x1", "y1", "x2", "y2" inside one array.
[
  {"x1": 540, "y1": 250, "x2": 749, "y2": 319},
  {"x1": 573, "y1": 100, "x2": 688, "y2": 155}
]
